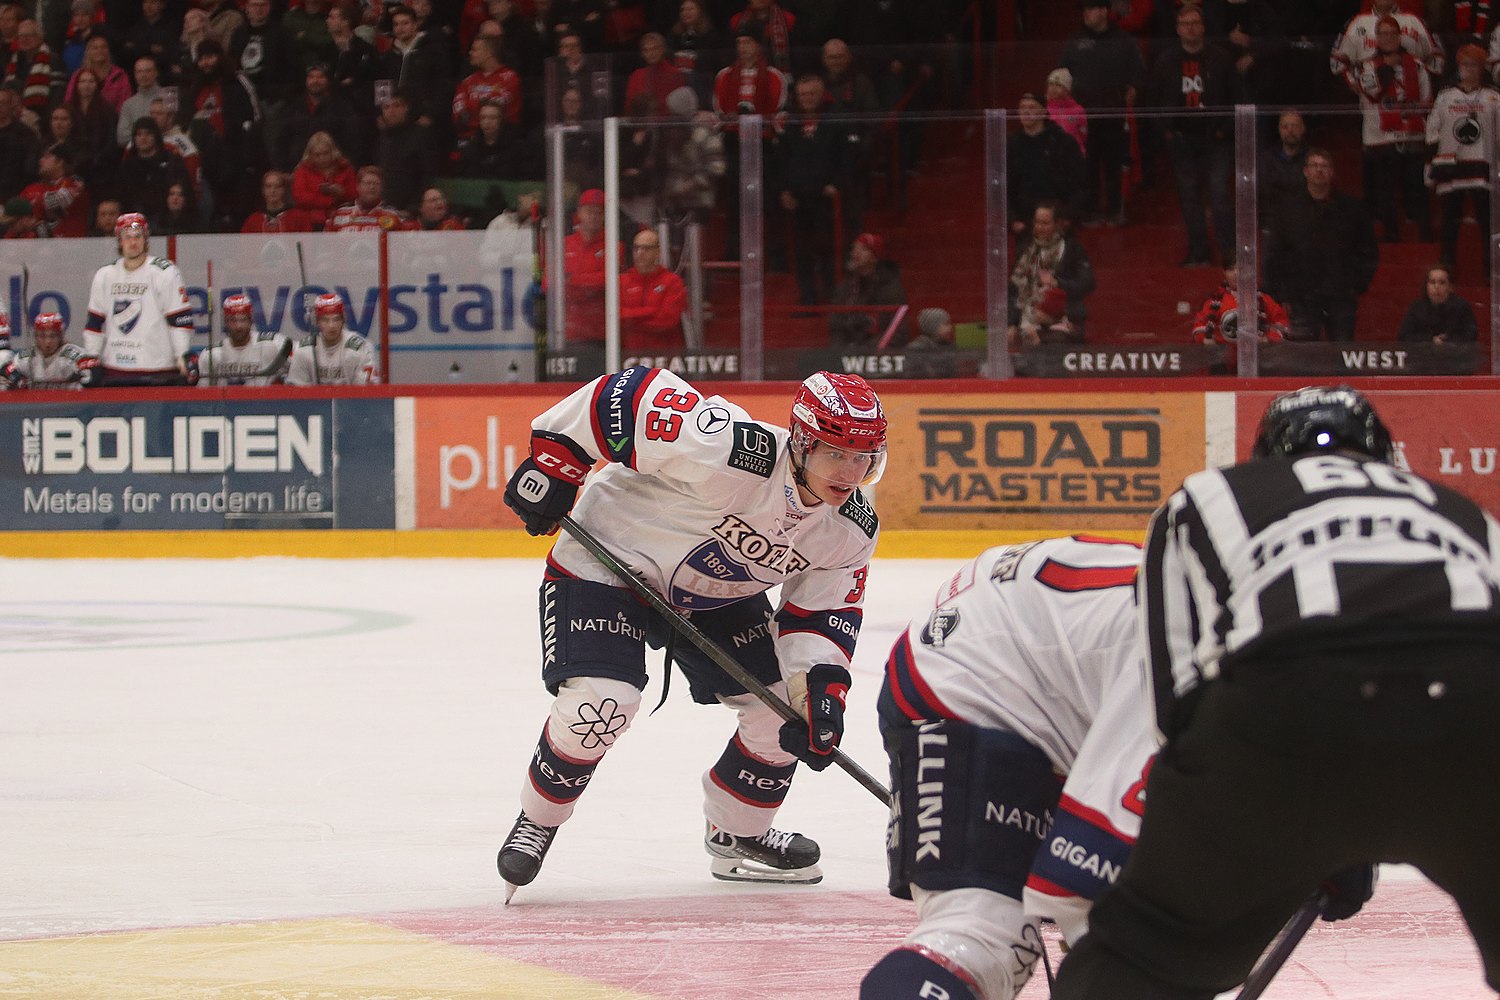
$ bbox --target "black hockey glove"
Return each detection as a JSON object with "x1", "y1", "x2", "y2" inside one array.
[
  {"x1": 778, "y1": 664, "x2": 852, "y2": 770},
  {"x1": 1319, "y1": 864, "x2": 1377, "y2": 922},
  {"x1": 182, "y1": 353, "x2": 200, "y2": 387},
  {"x1": 503, "y1": 431, "x2": 592, "y2": 536},
  {"x1": 1, "y1": 360, "x2": 26, "y2": 390}
]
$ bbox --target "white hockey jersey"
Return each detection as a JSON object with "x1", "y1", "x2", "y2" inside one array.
[
  {"x1": 1427, "y1": 84, "x2": 1500, "y2": 195},
  {"x1": 285, "y1": 333, "x2": 378, "y2": 385},
  {"x1": 538, "y1": 367, "x2": 879, "y2": 678},
  {"x1": 84, "y1": 255, "x2": 193, "y2": 370},
  {"x1": 882, "y1": 536, "x2": 1157, "y2": 944},
  {"x1": 199, "y1": 332, "x2": 292, "y2": 386},
  {"x1": 1331, "y1": 11, "x2": 1443, "y2": 85},
  {"x1": 12, "y1": 343, "x2": 86, "y2": 389}
]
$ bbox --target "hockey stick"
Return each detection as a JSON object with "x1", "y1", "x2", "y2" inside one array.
[
  {"x1": 559, "y1": 515, "x2": 893, "y2": 806},
  {"x1": 205, "y1": 259, "x2": 217, "y2": 385},
  {"x1": 1234, "y1": 891, "x2": 1328, "y2": 1000},
  {"x1": 19, "y1": 263, "x2": 29, "y2": 352},
  {"x1": 296, "y1": 240, "x2": 318, "y2": 385}
]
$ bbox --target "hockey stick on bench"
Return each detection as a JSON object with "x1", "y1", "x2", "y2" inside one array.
[
  {"x1": 1234, "y1": 891, "x2": 1328, "y2": 1000},
  {"x1": 560, "y1": 515, "x2": 893, "y2": 807}
]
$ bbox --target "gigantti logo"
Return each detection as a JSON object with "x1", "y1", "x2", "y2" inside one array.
[
  {"x1": 22, "y1": 414, "x2": 324, "y2": 475},
  {"x1": 917, "y1": 406, "x2": 1163, "y2": 515}
]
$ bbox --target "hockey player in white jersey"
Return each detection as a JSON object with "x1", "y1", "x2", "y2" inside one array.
[
  {"x1": 199, "y1": 293, "x2": 293, "y2": 386},
  {"x1": 497, "y1": 369, "x2": 887, "y2": 900},
  {"x1": 83, "y1": 212, "x2": 197, "y2": 386},
  {"x1": 284, "y1": 293, "x2": 378, "y2": 385},
  {"x1": 862, "y1": 535, "x2": 1158, "y2": 1000},
  {"x1": 4, "y1": 311, "x2": 87, "y2": 389}
]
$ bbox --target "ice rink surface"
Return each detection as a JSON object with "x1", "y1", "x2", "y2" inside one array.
[{"x1": 0, "y1": 556, "x2": 1487, "y2": 999}]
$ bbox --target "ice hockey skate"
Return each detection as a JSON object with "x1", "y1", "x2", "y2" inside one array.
[
  {"x1": 498, "y1": 811, "x2": 559, "y2": 903},
  {"x1": 705, "y1": 821, "x2": 823, "y2": 884}
]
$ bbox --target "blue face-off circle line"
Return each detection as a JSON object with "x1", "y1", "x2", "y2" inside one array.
[{"x1": 0, "y1": 601, "x2": 412, "y2": 653}]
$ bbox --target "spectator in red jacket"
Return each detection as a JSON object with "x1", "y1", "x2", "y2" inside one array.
[
  {"x1": 16, "y1": 144, "x2": 90, "y2": 237},
  {"x1": 452, "y1": 33, "x2": 522, "y2": 137},
  {"x1": 562, "y1": 187, "x2": 624, "y2": 345},
  {"x1": 242, "y1": 170, "x2": 318, "y2": 233},
  {"x1": 624, "y1": 32, "x2": 684, "y2": 117},
  {"x1": 327, "y1": 166, "x2": 407, "y2": 231},
  {"x1": 620, "y1": 228, "x2": 687, "y2": 352},
  {"x1": 412, "y1": 186, "x2": 466, "y2": 231},
  {"x1": 1191, "y1": 264, "x2": 1290, "y2": 344},
  {"x1": 291, "y1": 130, "x2": 358, "y2": 225},
  {"x1": 713, "y1": 27, "x2": 785, "y2": 119}
]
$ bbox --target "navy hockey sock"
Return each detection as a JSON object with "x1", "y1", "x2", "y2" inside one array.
[
  {"x1": 861, "y1": 947, "x2": 980, "y2": 1000},
  {"x1": 526, "y1": 722, "x2": 602, "y2": 811},
  {"x1": 707, "y1": 734, "x2": 797, "y2": 809}
]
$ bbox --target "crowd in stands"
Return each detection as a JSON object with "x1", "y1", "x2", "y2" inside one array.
[
  {"x1": 1009, "y1": 0, "x2": 1499, "y2": 354},
  {"x1": 0, "y1": 0, "x2": 1496, "y2": 359},
  {"x1": 0, "y1": 0, "x2": 964, "y2": 240}
]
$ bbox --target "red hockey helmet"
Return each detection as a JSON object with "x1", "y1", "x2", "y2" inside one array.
[
  {"x1": 313, "y1": 292, "x2": 344, "y2": 317},
  {"x1": 32, "y1": 311, "x2": 64, "y2": 335},
  {"x1": 223, "y1": 293, "x2": 253, "y2": 318},
  {"x1": 115, "y1": 212, "x2": 148, "y2": 237},
  {"x1": 789, "y1": 371, "x2": 888, "y2": 488}
]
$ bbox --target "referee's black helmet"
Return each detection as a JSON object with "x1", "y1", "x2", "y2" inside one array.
[{"x1": 1251, "y1": 385, "x2": 1395, "y2": 462}]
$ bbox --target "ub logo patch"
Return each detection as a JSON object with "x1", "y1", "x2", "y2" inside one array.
[
  {"x1": 728, "y1": 422, "x2": 776, "y2": 478},
  {"x1": 920, "y1": 607, "x2": 961, "y2": 647}
]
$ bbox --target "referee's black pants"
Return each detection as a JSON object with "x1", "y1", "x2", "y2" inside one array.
[{"x1": 1053, "y1": 644, "x2": 1500, "y2": 1000}]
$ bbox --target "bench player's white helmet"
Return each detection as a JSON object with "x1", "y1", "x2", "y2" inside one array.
[
  {"x1": 223, "y1": 293, "x2": 253, "y2": 318},
  {"x1": 789, "y1": 371, "x2": 888, "y2": 488},
  {"x1": 115, "y1": 212, "x2": 148, "y2": 237}
]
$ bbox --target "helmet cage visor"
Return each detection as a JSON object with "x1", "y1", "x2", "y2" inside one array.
[{"x1": 790, "y1": 422, "x2": 888, "y2": 488}]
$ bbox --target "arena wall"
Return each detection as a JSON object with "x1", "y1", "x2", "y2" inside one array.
[{"x1": 2, "y1": 377, "x2": 1496, "y2": 557}]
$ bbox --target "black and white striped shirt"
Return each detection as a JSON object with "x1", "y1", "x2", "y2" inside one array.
[{"x1": 1139, "y1": 453, "x2": 1500, "y2": 735}]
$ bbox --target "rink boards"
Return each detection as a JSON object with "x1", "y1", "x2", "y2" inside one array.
[{"x1": 2, "y1": 377, "x2": 1499, "y2": 553}]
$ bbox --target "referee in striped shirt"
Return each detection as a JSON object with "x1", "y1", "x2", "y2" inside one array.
[{"x1": 1054, "y1": 385, "x2": 1500, "y2": 1000}]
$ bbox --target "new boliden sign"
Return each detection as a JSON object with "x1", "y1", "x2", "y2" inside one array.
[
  {"x1": 0, "y1": 399, "x2": 395, "y2": 530},
  {"x1": 878, "y1": 393, "x2": 1205, "y2": 530}
]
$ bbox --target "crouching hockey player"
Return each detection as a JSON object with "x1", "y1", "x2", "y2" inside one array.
[
  {"x1": 498, "y1": 368, "x2": 887, "y2": 900},
  {"x1": 863, "y1": 535, "x2": 1160, "y2": 1000}
]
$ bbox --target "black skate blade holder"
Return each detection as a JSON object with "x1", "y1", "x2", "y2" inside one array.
[{"x1": 560, "y1": 516, "x2": 893, "y2": 807}]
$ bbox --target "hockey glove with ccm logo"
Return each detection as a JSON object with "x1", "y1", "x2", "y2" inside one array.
[
  {"x1": 503, "y1": 431, "x2": 593, "y2": 536},
  {"x1": 778, "y1": 664, "x2": 852, "y2": 770}
]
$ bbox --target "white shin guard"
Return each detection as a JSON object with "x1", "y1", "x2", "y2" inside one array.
[
  {"x1": 903, "y1": 887, "x2": 1046, "y2": 1000},
  {"x1": 519, "y1": 676, "x2": 642, "y2": 828}
]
